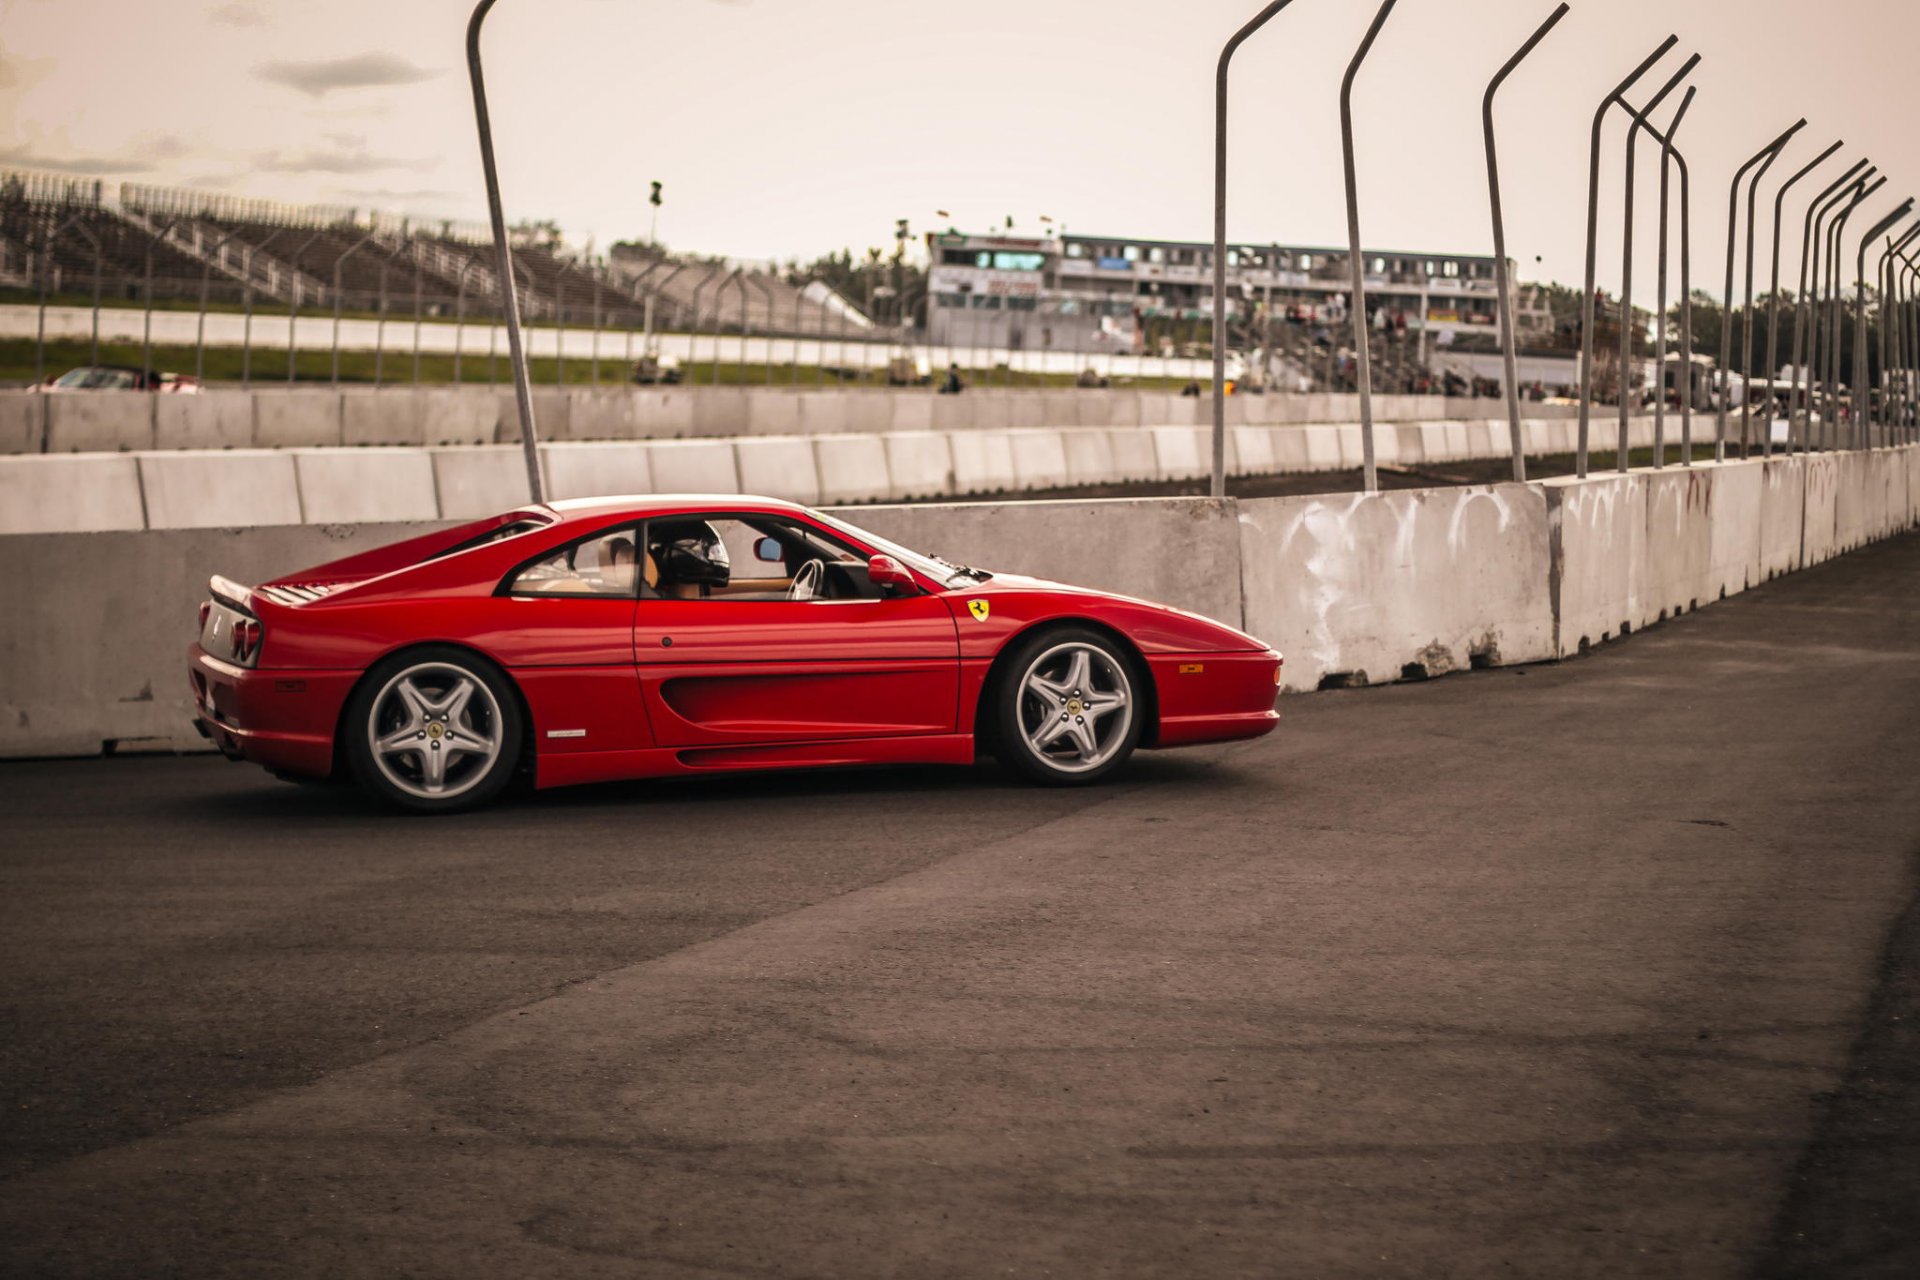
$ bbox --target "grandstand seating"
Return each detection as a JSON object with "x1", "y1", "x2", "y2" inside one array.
[{"x1": 0, "y1": 169, "x2": 875, "y2": 338}]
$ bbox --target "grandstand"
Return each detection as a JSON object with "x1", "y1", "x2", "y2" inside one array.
[{"x1": 0, "y1": 170, "x2": 869, "y2": 337}]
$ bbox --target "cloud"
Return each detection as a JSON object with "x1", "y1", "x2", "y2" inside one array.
[
  {"x1": 342, "y1": 187, "x2": 464, "y2": 205},
  {"x1": 254, "y1": 53, "x2": 438, "y2": 98},
  {"x1": 209, "y1": 2, "x2": 267, "y2": 26},
  {"x1": 0, "y1": 50, "x2": 55, "y2": 93},
  {"x1": 253, "y1": 143, "x2": 432, "y2": 175},
  {"x1": 0, "y1": 144, "x2": 155, "y2": 176}
]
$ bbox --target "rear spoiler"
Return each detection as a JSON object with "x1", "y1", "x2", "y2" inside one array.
[{"x1": 209, "y1": 574, "x2": 256, "y2": 616}]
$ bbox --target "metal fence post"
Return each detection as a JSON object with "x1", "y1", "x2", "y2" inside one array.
[
  {"x1": 1718, "y1": 122, "x2": 1804, "y2": 461},
  {"x1": 1617, "y1": 57, "x2": 1699, "y2": 472},
  {"x1": 1578, "y1": 36, "x2": 1678, "y2": 478},
  {"x1": 1825, "y1": 178, "x2": 1882, "y2": 447},
  {"x1": 330, "y1": 229, "x2": 379, "y2": 387},
  {"x1": 1762, "y1": 141, "x2": 1842, "y2": 455},
  {"x1": 1873, "y1": 223, "x2": 1920, "y2": 440},
  {"x1": 1482, "y1": 3, "x2": 1568, "y2": 484},
  {"x1": 1739, "y1": 124, "x2": 1807, "y2": 456},
  {"x1": 1853, "y1": 201, "x2": 1912, "y2": 446},
  {"x1": 1650, "y1": 88, "x2": 1696, "y2": 469},
  {"x1": 1340, "y1": 0, "x2": 1399, "y2": 494},
  {"x1": 1793, "y1": 166, "x2": 1868, "y2": 448},
  {"x1": 1211, "y1": 1, "x2": 1299, "y2": 500},
  {"x1": 467, "y1": 0, "x2": 543, "y2": 502}
]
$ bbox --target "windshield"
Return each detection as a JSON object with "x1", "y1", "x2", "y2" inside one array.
[
  {"x1": 808, "y1": 510, "x2": 991, "y2": 589},
  {"x1": 54, "y1": 367, "x2": 138, "y2": 390}
]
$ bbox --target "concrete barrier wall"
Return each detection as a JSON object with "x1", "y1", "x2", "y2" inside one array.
[
  {"x1": 3, "y1": 388, "x2": 1559, "y2": 453},
  {"x1": 1239, "y1": 483, "x2": 1555, "y2": 691},
  {"x1": 2, "y1": 446, "x2": 1915, "y2": 759}
]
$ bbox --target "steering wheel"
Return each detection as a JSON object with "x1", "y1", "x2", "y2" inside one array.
[{"x1": 786, "y1": 558, "x2": 825, "y2": 601}]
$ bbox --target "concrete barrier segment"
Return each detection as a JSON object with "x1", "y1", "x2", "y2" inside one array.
[
  {"x1": 733, "y1": 436, "x2": 823, "y2": 506},
  {"x1": 1238, "y1": 483, "x2": 1554, "y2": 693},
  {"x1": 643, "y1": 439, "x2": 741, "y2": 494},
  {"x1": 0, "y1": 454, "x2": 147, "y2": 534},
  {"x1": 1542, "y1": 473, "x2": 1648, "y2": 658},
  {"x1": 541, "y1": 442, "x2": 653, "y2": 501},
  {"x1": 141, "y1": 449, "x2": 304, "y2": 530},
  {"x1": 878, "y1": 433, "x2": 953, "y2": 501},
  {"x1": 44, "y1": 393, "x2": 154, "y2": 453},
  {"x1": 293, "y1": 448, "x2": 438, "y2": 524},
  {"x1": 432, "y1": 447, "x2": 542, "y2": 520}
]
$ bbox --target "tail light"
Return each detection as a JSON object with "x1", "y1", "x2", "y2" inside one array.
[{"x1": 231, "y1": 618, "x2": 262, "y2": 663}]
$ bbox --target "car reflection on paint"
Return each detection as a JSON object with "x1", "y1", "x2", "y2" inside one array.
[{"x1": 189, "y1": 495, "x2": 1282, "y2": 812}]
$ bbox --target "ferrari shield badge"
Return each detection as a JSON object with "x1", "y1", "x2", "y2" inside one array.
[{"x1": 967, "y1": 599, "x2": 990, "y2": 622}]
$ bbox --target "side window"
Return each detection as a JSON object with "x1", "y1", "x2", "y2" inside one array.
[
  {"x1": 643, "y1": 516, "x2": 878, "y2": 602},
  {"x1": 506, "y1": 527, "x2": 640, "y2": 597}
]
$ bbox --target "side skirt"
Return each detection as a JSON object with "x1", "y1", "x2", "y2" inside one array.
[{"x1": 534, "y1": 733, "x2": 977, "y2": 790}]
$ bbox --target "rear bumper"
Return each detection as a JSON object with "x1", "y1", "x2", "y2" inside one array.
[
  {"x1": 188, "y1": 646, "x2": 357, "y2": 779},
  {"x1": 1147, "y1": 649, "x2": 1282, "y2": 748}
]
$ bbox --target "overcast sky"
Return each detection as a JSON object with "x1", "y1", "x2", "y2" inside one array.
[{"x1": 3, "y1": 0, "x2": 1916, "y2": 298}]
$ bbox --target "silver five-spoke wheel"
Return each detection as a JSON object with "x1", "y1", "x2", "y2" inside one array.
[
  {"x1": 366, "y1": 662, "x2": 505, "y2": 801},
  {"x1": 1011, "y1": 638, "x2": 1136, "y2": 778}
]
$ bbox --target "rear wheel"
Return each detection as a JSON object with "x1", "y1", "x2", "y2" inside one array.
[
  {"x1": 992, "y1": 628, "x2": 1142, "y2": 785},
  {"x1": 345, "y1": 647, "x2": 523, "y2": 813}
]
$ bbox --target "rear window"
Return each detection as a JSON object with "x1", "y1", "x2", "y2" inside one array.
[{"x1": 425, "y1": 518, "x2": 549, "y2": 563}]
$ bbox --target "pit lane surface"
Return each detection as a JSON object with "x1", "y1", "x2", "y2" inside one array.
[{"x1": 3, "y1": 535, "x2": 1918, "y2": 1278}]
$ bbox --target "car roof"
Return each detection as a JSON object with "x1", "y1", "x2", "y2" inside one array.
[{"x1": 539, "y1": 494, "x2": 810, "y2": 523}]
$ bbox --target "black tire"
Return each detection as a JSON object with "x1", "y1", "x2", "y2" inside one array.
[
  {"x1": 343, "y1": 646, "x2": 524, "y2": 814},
  {"x1": 990, "y1": 626, "x2": 1144, "y2": 786}
]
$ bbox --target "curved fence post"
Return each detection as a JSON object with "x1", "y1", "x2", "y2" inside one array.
[
  {"x1": 1739, "y1": 123, "x2": 1807, "y2": 456},
  {"x1": 1339, "y1": 0, "x2": 1400, "y2": 494},
  {"x1": 1578, "y1": 36, "x2": 1678, "y2": 477},
  {"x1": 467, "y1": 0, "x2": 543, "y2": 501},
  {"x1": 1718, "y1": 122, "x2": 1804, "y2": 460},
  {"x1": 1650, "y1": 87, "x2": 1697, "y2": 468},
  {"x1": 1617, "y1": 55, "x2": 1699, "y2": 472},
  {"x1": 1762, "y1": 141, "x2": 1843, "y2": 455},
  {"x1": 1212, "y1": 1, "x2": 1301, "y2": 499},
  {"x1": 1482, "y1": 3, "x2": 1570, "y2": 484},
  {"x1": 1794, "y1": 166, "x2": 1868, "y2": 448},
  {"x1": 1852, "y1": 200, "x2": 1912, "y2": 446}
]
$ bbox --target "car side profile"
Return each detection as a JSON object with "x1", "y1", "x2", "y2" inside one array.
[{"x1": 189, "y1": 496, "x2": 1282, "y2": 811}]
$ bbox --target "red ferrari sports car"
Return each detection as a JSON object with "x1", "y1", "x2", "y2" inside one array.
[{"x1": 189, "y1": 496, "x2": 1282, "y2": 812}]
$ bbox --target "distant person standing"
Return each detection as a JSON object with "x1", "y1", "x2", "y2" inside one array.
[{"x1": 942, "y1": 363, "x2": 965, "y2": 395}]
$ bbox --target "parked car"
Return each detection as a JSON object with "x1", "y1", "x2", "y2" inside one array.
[
  {"x1": 31, "y1": 365, "x2": 201, "y2": 393},
  {"x1": 630, "y1": 353, "x2": 681, "y2": 385},
  {"x1": 190, "y1": 497, "x2": 1282, "y2": 812}
]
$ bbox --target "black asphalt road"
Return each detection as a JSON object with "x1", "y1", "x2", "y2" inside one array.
[{"x1": 3, "y1": 535, "x2": 1918, "y2": 1278}]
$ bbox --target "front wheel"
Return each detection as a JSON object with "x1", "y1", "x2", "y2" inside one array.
[
  {"x1": 344, "y1": 647, "x2": 523, "y2": 813},
  {"x1": 992, "y1": 628, "x2": 1143, "y2": 785}
]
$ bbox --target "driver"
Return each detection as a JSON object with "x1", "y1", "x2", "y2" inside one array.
[{"x1": 647, "y1": 520, "x2": 730, "y2": 599}]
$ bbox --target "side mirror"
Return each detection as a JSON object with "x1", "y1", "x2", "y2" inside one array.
[
  {"x1": 753, "y1": 536, "x2": 784, "y2": 564},
  {"x1": 868, "y1": 554, "x2": 915, "y2": 594}
]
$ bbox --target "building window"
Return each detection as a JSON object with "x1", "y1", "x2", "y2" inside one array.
[
  {"x1": 1123, "y1": 245, "x2": 1140, "y2": 262},
  {"x1": 1148, "y1": 247, "x2": 1165, "y2": 264},
  {"x1": 1065, "y1": 242, "x2": 1085, "y2": 258}
]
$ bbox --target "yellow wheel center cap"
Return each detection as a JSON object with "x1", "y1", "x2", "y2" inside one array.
[
  {"x1": 428, "y1": 723, "x2": 444, "y2": 739},
  {"x1": 1067, "y1": 698, "x2": 1083, "y2": 716}
]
